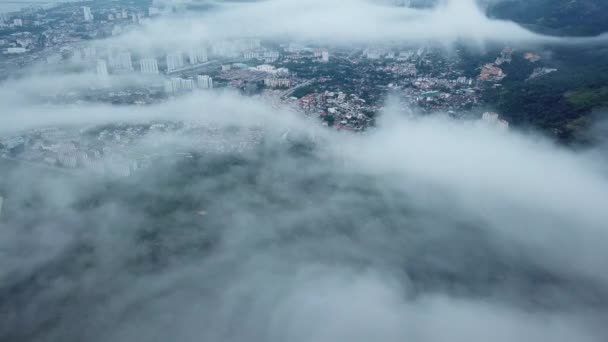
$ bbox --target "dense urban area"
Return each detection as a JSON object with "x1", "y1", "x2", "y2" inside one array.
[{"x1": 1, "y1": 0, "x2": 571, "y2": 176}]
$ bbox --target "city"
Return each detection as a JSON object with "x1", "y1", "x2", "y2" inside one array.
[{"x1": 0, "y1": 0, "x2": 546, "y2": 173}]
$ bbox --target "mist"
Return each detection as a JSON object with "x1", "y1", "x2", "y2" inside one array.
[
  {"x1": 2, "y1": 87, "x2": 608, "y2": 341},
  {"x1": 101, "y1": 0, "x2": 599, "y2": 54}
]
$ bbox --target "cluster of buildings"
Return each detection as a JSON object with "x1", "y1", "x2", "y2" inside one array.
[
  {"x1": 524, "y1": 52, "x2": 542, "y2": 63},
  {"x1": 401, "y1": 88, "x2": 478, "y2": 113},
  {"x1": 494, "y1": 47, "x2": 513, "y2": 65},
  {"x1": 216, "y1": 64, "x2": 291, "y2": 90},
  {"x1": 0, "y1": 1, "x2": 149, "y2": 76},
  {"x1": 0, "y1": 128, "x2": 135, "y2": 175},
  {"x1": 1, "y1": 0, "x2": 556, "y2": 138},
  {"x1": 243, "y1": 49, "x2": 281, "y2": 63},
  {"x1": 313, "y1": 49, "x2": 330, "y2": 63},
  {"x1": 528, "y1": 67, "x2": 558, "y2": 81},
  {"x1": 294, "y1": 91, "x2": 373, "y2": 131},
  {"x1": 363, "y1": 47, "x2": 426, "y2": 61},
  {"x1": 477, "y1": 48, "x2": 513, "y2": 82},
  {"x1": 93, "y1": 47, "x2": 209, "y2": 78},
  {"x1": 165, "y1": 74, "x2": 214, "y2": 94},
  {"x1": 0, "y1": 122, "x2": 267, "y2": 176},
  {"x1": 479, "y1": 48, "x2": 556, "y2": 83},
  {"x1": 479, "y1": 63, "x2": 506, "y2": 82}
]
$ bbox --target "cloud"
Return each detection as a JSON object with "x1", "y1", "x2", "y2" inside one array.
[
  {"x1": 1, "y1": 87, "x2": 608, "y2": 341},
  {"x1": 101, "y1": 0, "x2": 576, "y2": 54}
]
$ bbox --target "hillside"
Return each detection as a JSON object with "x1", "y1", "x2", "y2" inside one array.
[{"x1": 487, "y1": 0, "x2": 608, "y2": 36}]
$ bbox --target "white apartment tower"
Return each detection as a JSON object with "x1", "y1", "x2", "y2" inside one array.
[
  {"x1": 166, "y1": 53, "x2": 184, "y2": 72},
  {"x1": 321, "y1": 50, "x2": 329, "y2": 63},
  {"x1": 83, "y1": 7, "x2": 94, "y2": 21},
  {"x1": 188, "y1": 47, "x2": 208, "y2": 65},
  {"x1": 96, "y1": 59, "x2": 109, "y2": 77},
  {"x1": 140, "y1": 58, "x2": 159, "y2": 74},
  {"x1": 197, "y1": 75, "x2": 213, "y2": 89},
  {"x1": 167, "y1": 77, "x2": 195, "y2": 93},
  {"x1": 116, "y1": 51, "x2": 133, "y2": 70}
]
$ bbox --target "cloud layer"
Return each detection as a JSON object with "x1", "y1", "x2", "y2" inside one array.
[
  {"x1": 104, "y1": 0, "x2": 579, "y2": 53},
  {"x1": 1, "y1": 87, "x2": 608, "y2": 341}
]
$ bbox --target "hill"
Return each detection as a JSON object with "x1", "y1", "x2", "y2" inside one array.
[{"x1": 487, "y1": 0, "x2": 608, "y2": 36}]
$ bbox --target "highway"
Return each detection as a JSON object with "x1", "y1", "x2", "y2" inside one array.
[
  {"x1": 166, "y1": 60, "x2": 222, "y2": 76},
  {"x1": 280, "y1": 79, "x2": 315, "y2": 99}
]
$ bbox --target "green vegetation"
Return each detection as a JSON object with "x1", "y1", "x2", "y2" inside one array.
[
  {"x1": 488, "y1": 0, "x2": 608, "y2": 36},
  {"x1": 565, "y1": 87, "x2": 608, "y2": 110},
  {"x1": 478, "y1": 46, "x2": 608, "y2": 143}
]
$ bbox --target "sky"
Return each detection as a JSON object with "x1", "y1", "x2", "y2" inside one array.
[{"x1": 1, "y1": 0, "x2": 608, "y2": 341}]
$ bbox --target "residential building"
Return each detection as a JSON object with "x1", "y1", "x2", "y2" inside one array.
[
  {"x1": 96, "y1": 59, "x2": 109, "y2": 77},
  {"x1": 321, "y1": 49, "x2": 329, "y2": 63},
  {"x1": 116, "y1": 51, "x2": 133, "y2": 70},
  {"x1": 188, "y1": 47, "x2": 207, "y2": 64},
  {"x1": 197, "y1": 75, "x2": 213, "y2": 89},
  {"x1": 166, "y1": 52, "x2": 184, "y2": 72},
  {"x1": 140, "y1": 58, "x2": 159, "y2": 74},
  {"x1": 83, "y1": 7, "x2": 94, "y2": 21}
]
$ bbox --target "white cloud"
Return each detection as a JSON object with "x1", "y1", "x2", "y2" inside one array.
[
  {"x1": 103, "y1": 0, "x2": 573, "y2": 54},
  {"x1": 2, "y1": 88, "x2": 608, "y2": 340}
]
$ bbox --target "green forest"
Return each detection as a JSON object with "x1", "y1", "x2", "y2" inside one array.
[{"x1": 481, "y1": 46, "x2": 608, "y2": 144}]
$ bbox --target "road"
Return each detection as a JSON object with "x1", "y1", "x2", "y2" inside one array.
[
  {"x1": 280, "y1": 79, "x2": 315, "y2": 99},
  {"x1": 166, "y1": 60, "x2": 222, "y2": 76}
]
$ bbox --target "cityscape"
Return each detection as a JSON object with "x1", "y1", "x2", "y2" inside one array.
[{"x1": 0, "y1": 0, "x2": 546, "y2": 174}]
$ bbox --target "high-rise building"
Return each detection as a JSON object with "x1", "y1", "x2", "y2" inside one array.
[
  {"x1": 140, "y1": 58, "x2": 159, "y2": 74},
  {"x1": 188, "y1": 49, "x2": 198, "y2": 65},
  {"x1": 96, "y1": 59, "x2": 109, "y2": 77},
  {"x1": 321, "y1": 50, "x2": 329, "y2": 63},
  {"x1": 197, "y1": 75, "x2": 213, "y2": 89},
  {"x1": 170, "y1": 78, "x2": 181, "y2": 93},
  {"x1": 82, "y1": 47, "x2": 97, "y2": 60},
  {"x1": 83, "y1": 7, "x2": 94, "y2": 21},
  {"x1": 0, "y1": 196, "x2": 4, "y2": 219},
  {"x1": 181, "y1": 78, "x2": 194, "y2": 91},
  {"x1": 13, "y1": 18, "x2": 23, "y2": 26},
  {"x1": 263, "y1": 50, "x2": 280, "y2": 63},
  {"x1": 188, "y1": 47, "x2": 208, "y2": 65},
  {"x1": 115, "y1": 51, "x2": 133, "y2": 70},
  {"x1": 166, "y1": 53, "x2": 184, "y2": 72},
  {"x1": 167, "y1": 77, "x2": 195, "y2": 93},
  {"x1": 243, "y1": 51, "x2": 259, "y2": 60}
]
